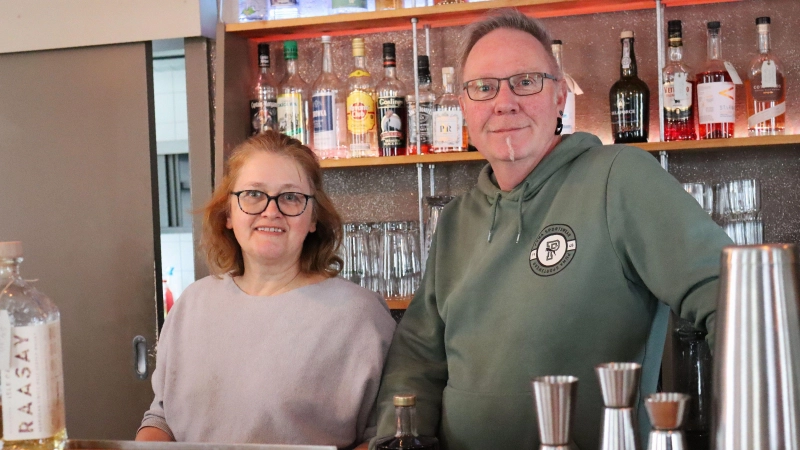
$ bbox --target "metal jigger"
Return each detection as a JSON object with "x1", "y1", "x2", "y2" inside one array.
[
  {"x1": 714, "y1": 244, "x2": 800, "y2": 450},
  {"x1": 645, "y1": 393, "x2": 689, "y2": 450},
  {"x1": 596, "y1": 362, "x2": 642, "y2": 450},
  {"x1": 532, "y1": 375, "x2": 578, "y2": 450}
]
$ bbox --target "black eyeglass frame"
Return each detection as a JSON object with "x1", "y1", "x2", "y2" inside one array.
[
  {"x1": 230, "y1": 190, "x2": 315, "y2": 217},
  {"x1": 462, "y1": 72, "x2": 558, "y2": 101}
]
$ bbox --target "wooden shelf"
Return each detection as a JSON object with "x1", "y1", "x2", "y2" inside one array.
[
  {"x1": 320, "y1": 151, "x2": 484, "y2": 168},
  {"x1": 386, "y1": 297, "x2": 411, "y2": 310},
  {"x1": 225, "y1": 0, "x2": 738, "y2": 41}
]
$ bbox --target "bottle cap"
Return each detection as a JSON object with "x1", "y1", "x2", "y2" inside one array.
[
  {"x1": 393, "y1": 394, "x2": 416, "y2": 406},
  {"x1": 0, "y1": 242, "x2": 23, "y2": 259},
  {"x1": 382, "y1": 42, "x2": 396, "y2": 66},
  {"x1": 258, "y1": 43, "x2": 270, "y2": 67},
  {"x1": 352, "y1": 38, "x2": 365, "y2": 57},
  {"x1": 552, "y1": 39, "x2": 563, "y2": 45},
  {"x1": 442, "y1": 67, "x2": 454, "y2": 75},
  {"x1": 321, "y1": 35, "x2": 331, "y2": 44},
  {"x1": 283, "y1": 40, "x2": 298, "y2": 60},
  {"x1": 707, "y1": 21, "x2": 721, "y2": 30},
  {"x1": 620, "y1": 30, "x2": 634, "y2": 39},
  {"x1": 756, "y1": 16, "x2": 770, "y2": 25},
  {"x1": 417, "y1": 55, "x2": 429, "y2": 70}
]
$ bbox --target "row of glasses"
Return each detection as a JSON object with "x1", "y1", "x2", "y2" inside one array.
[{"x1": 682, "y1": 179, "x2": 762, "y2": 245}]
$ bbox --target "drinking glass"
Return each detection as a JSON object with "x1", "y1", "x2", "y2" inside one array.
[
  {"x1": 424, "y1": 195, "x2": 454, "y2": 273},
  {"x1": 682, "y1": 183, "x2": 713, "y2": 215}
]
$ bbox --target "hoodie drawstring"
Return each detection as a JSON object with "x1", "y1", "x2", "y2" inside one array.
[
  {"x1": 487, "y1": 192, "x2": 501, "y2": 242},
  {"x1": 515, "y1": 181, "x2": 529, "y2": 243}
]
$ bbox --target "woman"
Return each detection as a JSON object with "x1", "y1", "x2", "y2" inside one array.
[{"x1": 137, "y1": 131, "x2": 396, "y2": 448}]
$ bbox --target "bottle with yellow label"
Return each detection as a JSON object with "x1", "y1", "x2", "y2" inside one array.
[{"x1": 346, "y1": 38, "x2": 378, "y2": 158}]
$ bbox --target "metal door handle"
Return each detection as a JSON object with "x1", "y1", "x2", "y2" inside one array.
[{"x1": 133, "y1": 335, "x2": 149, "y2": 380}]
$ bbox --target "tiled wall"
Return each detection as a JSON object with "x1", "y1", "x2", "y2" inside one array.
[{"x1": 153, "y1": 58, "x2": 188, "y2": 143}]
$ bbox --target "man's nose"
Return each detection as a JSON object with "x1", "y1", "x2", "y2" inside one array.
[{"x1": 493, "y1": 81, "x2": 519, "y2": 113}]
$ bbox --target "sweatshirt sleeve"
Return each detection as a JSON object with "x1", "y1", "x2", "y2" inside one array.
[
  {"x1": 138, "y1": 313, "x2": 176, "y2": 440},
  {"x1": 371, "y1": 236, "x2": 449, "y2": 447},
  {"x1": 605, "y1": 147, "x2": 732, "y2": 348}
]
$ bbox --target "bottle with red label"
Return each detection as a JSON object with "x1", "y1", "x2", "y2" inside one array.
[
  {"x1": 662, "y1": 20, "x2": 696, "y2": 141},
  {"x1": 376, "y1": 43, "x2": 407, "y2": 156},
  {"x1": 696, "y1": 21, "x2": 735, "y2": 139}
]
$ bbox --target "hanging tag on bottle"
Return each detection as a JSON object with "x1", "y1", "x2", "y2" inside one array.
[
  {"x1": 564, "y1": 74, "x2": 584, "y2": 95},
  {"x1": 0, "y1": 310, "x2": 11, "y2": 371},
  {"x1": 761, "y1": 61, "x2": 777, "y2": 88},
  {"x1": 674, "y1": 72, "x2": 687, "y2": 101},
  {"x1": 724, "y1": 61, "x2": 743, "y2": 85}
]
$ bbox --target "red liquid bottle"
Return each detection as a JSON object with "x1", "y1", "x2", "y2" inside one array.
[
  {"x1": 662, "y1": 20, "x2": 696, "y2": 141},
  {"x1": 696, "y1": 21, "x2": 735, "y2": 139},
  {"x1": 376, "y1": 395, "x2": 439, "y2": 450}
]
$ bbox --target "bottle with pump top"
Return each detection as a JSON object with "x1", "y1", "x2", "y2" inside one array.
[
  {"x1": 663, "y1": 20, "x2": 697, "y2": 141},
  {"x1": 311, "y1": 36, "x2": 347, "y2": 159},
  {"x1": 697, "y1": 21, "x2": 735, "y2": 139},
  {"x1": 407, "y1": 55, "x2": 435, "y2": 155},
  {"x1": 432, "y1": 67, "x2": 467, "y2": 153},
  {"x1": 376, "y1": 43, "x2": 407, "y2": 157},
  {"x1": 551, "y1": 40, "x2": 576, "y2": 135},
  {"x1": 745, "y1": 17, "x2": 786, "y2": 136},
  {"x1": 251, "y1": 43, "x2": 279, "y2": 136},
  {"x1": 0, "y1": 241, "x2": 67, "y2": 450},
  {"x1": 609, "y1": 30, "x2": 649, "y2": 143},
  {"x1": 278, "y1": 40, "x2": 310, "y2": 145},
  {"x1": 375, "y1": 394, "x2": 440, "y2": 450},
  {"x1": 346, "y1": 38, "x2": 378, "y2": 157}
]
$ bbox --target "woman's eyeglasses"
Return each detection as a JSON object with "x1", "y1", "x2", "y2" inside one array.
[{"x1": 231, "y1": 190, "x2": 314, "y2": 216}]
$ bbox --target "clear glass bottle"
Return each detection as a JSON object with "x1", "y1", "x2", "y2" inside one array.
[
  {"x1": 551, "y1": 40, "x2": 576, "y2": 135},
  {"x1": 432, "y1": 67, "x2": 467, "y2": 153},
  {"x1": 251, "y1": 43, "x2": 279, "y2": 136},
  {"x1": 331, "y1": 0, "x2": 368, "y2": 14},
  {"x1": 407, "y1": 55, "x2": 435, "y2": 155},
  {"x1": 663, "y1": 20, "x2": 697, "y2": 141},
  {"x1": 278, "y1": 40, "x2": 310, "y2": 145},
  {"x1": 269, "y1": 0, "x2": 300, "y2": 19},
  {"x1": 745, "y1": 16, "x2": 786, "y2": 136},
  {"x1": 346, "y1": 38, "x2": 378, "y2": 157},
  {"x1": 376, "y1": 43, "x2": 407, "y2": 157},
  {"x1": 609, "y1": 30, "x2": 649, "y2": 143},
  {"x1": 311, "y1": 36, "x2": 347, "y2": 159},
  {"x1": 697, "y1": 21, "x2": 735, "y2": 139},
  {"x1": 0, "y1": 241, "x2": 67, "y2": 450},
  {"x1": 375, "y1": 395, "x2": 440, "y2": 450}
]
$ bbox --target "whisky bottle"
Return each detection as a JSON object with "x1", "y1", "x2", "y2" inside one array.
[
  {"x1": 375, "y1": 395, "x2": 439, "y2": 450},
  {"x1": 0, "y1": 242, "x2": 67, "y2": 450},
  {"x1": 376, "y1": 43, "x2": 407, "y2": 157},
  {"x1": 745, "y1": 17, "x2": 786, "y2": 136},
  {"x1": 697, "y1": 21, "x2": 735, "y2": 139},
  {"x1": 250, "y1": 43, "x2": 278, "y2": 136},
  {"x1": 663, "y1": 20, "x2": 697, "y2": 141},
  {"x1": 278, "y1": 40, "x2": 309, "y2": 144},
  {"x1": 432, "y1": 67, "x2": 467, "y2": 153},
  {"x1": 346, "y1": 38, "x2": 378, "y2": 157},
  {"x1": 406, "y1": 55, "x2": 435, "y2": 155},
  {"x1": 609, "y1": 30, "x2": 649, "y2": 143},
  {"x1": 311, "y1": 36, "x2": 347, "y2": 159},
  {"x1": 551, "y1": 40, "x2": 578, "y2": 135}
]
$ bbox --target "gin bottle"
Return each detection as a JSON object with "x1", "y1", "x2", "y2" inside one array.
[
  {"x1": 697, "y1": 21, "x2": 735, "y2": 139},
  {"x1": 551, "y1": 40, "x2": 576, "y2": 134},
  {"x1": 407, "y1": 55, "x2": 434, "y2": 155},
  {"x1": 311, "y1": 36, "x2": 347, "y2": 159},
  {"x1": 609, "y1": 30, "x2": 649, "y2": 143},
  {"x1": 250, "y1": 43, "x2": 278, "y2": 136},
  {"x1": 278, "y1": 41, "x2": 310, "y2": 145},
  {"x1": 745, "y1": 17, "x2": 786, "y2": 136},
  {"x1": 376, "y1": 43, "x2": 407, "y2": 157},
  {"x1": 432, "y1": 67, "x2": 467, "y2": 153},
  {"x1": 375, "y1": 395, "x2": 439, "y2": 450},
  {"x1": 345, "y1": 38, "x2": 378, "y2": 157},
  {"x1": 663, "y1": 20, "x2": 697, "y2": 141},
  {"x1": 0, "y1": 241, "x2": 67, "y2": 450}
]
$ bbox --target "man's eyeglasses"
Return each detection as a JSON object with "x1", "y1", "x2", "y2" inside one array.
[
  {"x1": 231, "y1": 190, "x2": 314, "y2": 217},
  {"x1": 462, "y1": 72, "x2": 558, "y2": 101}
]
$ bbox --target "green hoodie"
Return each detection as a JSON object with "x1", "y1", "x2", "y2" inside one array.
[{"x1": 373, "y1": 132, "x2": 731, "y2": 449}]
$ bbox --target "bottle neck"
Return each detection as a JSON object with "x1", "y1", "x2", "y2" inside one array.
[
  {"x1": 384, "y1": 64, "x2": 397, "y2": 79},
  {"x1": 443, "y1": 77, "x2": 455, "y2": 95},
  {"x1": 758, "y1": 29, "x2": 771, "y2": 54},
  {"x1": 260, "y1": 64, "x2": 269, "y2": 75},
  {"x1": 394, "y1": 405, "x2": 418, "y2": 437},
  {"x1": 286, "y1": 59, "x2": 298, "y2": 76},
  {"x1": 419, "y1": 74, "x2": 431, "y2": 90},
  {"x1": 620, "y1": 38, "x2": 637, "y2": 77},
  {"x1": 354, "y1": 55, "x2": 366, "y2": 70},
  {"x1": 321, "y1": 43, "x2": 332, "y2": 74},
  {"x1": 707, "y1": 30, "x2": 722, "y2": 61},
  {"x1": 668, "y1": 42, "x2": 683, "y2": 63},
  {"x1": 0, "y1": 260, "x2": 21, "y2": 283},
  {"x1": 552, "y1": 46, "x2": 564, "y2": 73}
]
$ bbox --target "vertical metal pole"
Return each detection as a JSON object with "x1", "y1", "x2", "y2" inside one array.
[
  {"x1": 412, "y1": 18, "x2": 422, "y2": 156},
  {"x1": 417, "y1": 162, "x2": 425, "y2": 273},
  {"x1": 656, "y1": 0, "x2": 669, "y2": 171},
  {"x1": 429, "y1": 164, "x2": 435, "y2": 196}
]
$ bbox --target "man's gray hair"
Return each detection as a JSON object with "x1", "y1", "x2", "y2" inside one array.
[{"x1": 458, "y1": 9, "x2": 560, "y2": 79}]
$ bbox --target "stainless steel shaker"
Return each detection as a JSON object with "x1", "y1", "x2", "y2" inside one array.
[
  {"x1": 596, "y1": 362, "x2": 642, "y2": 450},
  {"x1": 531, "y1": 375, "x2": 578, "y2": 450},
  {"x1": 713, "y1": 244, "x2": 800, "y2": 449},
  {"x1": 645, "y1": 393, "x2": 689, "y2": 450}
]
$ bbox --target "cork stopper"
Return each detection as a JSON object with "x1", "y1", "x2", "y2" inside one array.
[{"x1": 620, "y1": 30, "x2": 634, "y2": 39}]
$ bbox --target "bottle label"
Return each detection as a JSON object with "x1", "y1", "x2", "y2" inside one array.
[
  {"x1": 663, "y1": 81, "x2": 693, "y2": 111},
  {"x1": 348, "y1": 69, "x2": 370, "y2": 78},
  {"x1": 761, "y1": 60, "x2": 777, "y2": 88},
  {"x1": 724, "y1": 61, "x2": 743, "y2": 85},
  {"x1": 377, "y1": 96, "x2": 406, "y2": 149},
  {"x1": 277, "y1": 93, "x2": 306, "y2": 143},
  {"x1": 610, "y1": 95, "x2": 644, "y2": 128},
  {"x1": 433, "y1": 110, "x2": 463, "y2": 148},
  {"x1": 312, "y1": 92, "x2": 337, "y2": 150},
  {"x1": 621, "y1": 40, "x2": 631, "y2": 69},
  {"x1": 408, "y1": 100, "x2": 433, "y2": 146},
  {"x1": 562, "y1": 91, "x2": 576, "y2": 134},
  {"x1": 697, "y1": 81, "x2": 735, "y2": 124},
  {"x1": 250, "y1": 97, "x2": 278, "y2": 135},
  {"x1": 750, "y1": 74, "x2": 784, "y2": 102},
  {"x1": 1, "y1": 320, "x2": 66, "y2": 441},
  {"x1": 748, "y1": 102, "x2": 786, "y2": 127},
  {"x1": 673, "y1": 72, "x2": 688, "y2": 101},
  {"x1": 346, "y1": 91, "x2": 376, "y2": 134},
  {"x1": 332, "y1": 0, "x2": 366, "y2": 8}
]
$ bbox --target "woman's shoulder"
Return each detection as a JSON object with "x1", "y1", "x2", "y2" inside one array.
[{"x1": 309, "y1": 277, "x2": 385, "y2": 306}]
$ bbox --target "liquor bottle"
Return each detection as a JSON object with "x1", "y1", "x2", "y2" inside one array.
[
  {"x1": 0, "y1": 241, "x2": 67, "y2": 449},
  {"x1": 697, "y1": 21, "x2": 735, "y2": 139},
  {"x1": 745, "y1": 17, "x2": 786, "y2": 136},
  {"x1": 250, "y1": 43, "x2": 278, "y2": 136},
  {"x1": 609, "y1": 30, "x2": 649, "y2": 143},
  {"x1": 311, "y1": 36, "x2": 347, "y2": 159},
  {"x1": 332, "y1": 0, "x2": 368, "y2": 13},
  {"x1": 406, "y1": 55, "x2": 435, "y2": 155},
  {"x1": 269, "y1": 0, "x2": 300, "y2": 19},
  {"x1": 345, "y1": 38, "x2": 378, "y2": 157},
  {"x1": 300, "y1": 0, "x2": 328, "y2": 17},
  {"x1": 376, "y1": 43, "x2": 407, "y2": 157},
  {"x1": 278, "y1": 41, "x2": 310, "y2": 145},
  {"x1": 663, "y1": 20, "x2": 697, "y2": 141},
  {"x1": 551, "y1": 40, "x2": 576, "y2": 135},
  {"x1": 375, "y1": 395, "x2": 440, "y2": 450},
  {"x1": 432, "y1": 67, "x2": 467, "y2": 153}
]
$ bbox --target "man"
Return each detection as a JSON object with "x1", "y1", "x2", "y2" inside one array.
[{"x1": 372, "y1": 9, "x2": 731, "y2": 450}]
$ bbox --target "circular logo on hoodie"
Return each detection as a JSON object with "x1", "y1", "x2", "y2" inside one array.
[{"x1": 529, "y1": 224, "x2": 577, "y2": 276}]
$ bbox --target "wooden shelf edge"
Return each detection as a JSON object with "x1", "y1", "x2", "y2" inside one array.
[
  {"x1": 320, "y1": 151, "x2": 485, "y2": 168},
  {"x1": 386, "y1": 297, "x2": 411, "y2": 310},
  {"x1": 637, "y1": 134, "x2": 800, "y2": 152}
]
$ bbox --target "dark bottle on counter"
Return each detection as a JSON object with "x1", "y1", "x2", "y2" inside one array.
[
  {"x1": 251, "y1": 43, "x2": 278, "y2": 136},
  {"x1": 674, "y1": 318, "x2": 713, "y2": 450},
  {"x1": 609, "y1": 30, "x2": 650, "y2": 143},
  {"x1": 376, "y1": 394, "x2": 439, "y2": 450},
  {"x1": 377, "y1": 43, "x2": 407, "y2": 157}
]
